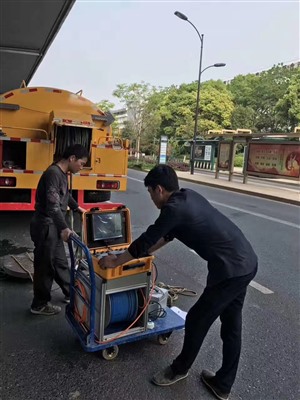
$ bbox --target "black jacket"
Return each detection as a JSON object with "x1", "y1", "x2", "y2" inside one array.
[
  {"x1": 128, "y1": 188, "x2": 257, "y2": 285},
  {"x1": 34, "y1": 164, "x2": 78, "y2": 232}
]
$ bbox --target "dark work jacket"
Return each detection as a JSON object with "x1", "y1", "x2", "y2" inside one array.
[
  {"x1": 128, "y1": 188, "x2": 258, "y2": 286},
  {"x1": 33, "y1": 164, "x2": 78, "y2": 233}
]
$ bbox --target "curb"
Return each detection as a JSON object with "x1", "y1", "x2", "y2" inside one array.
[
  {"x1": 128, "y1": 167, "x2": 299, "y2": 206},
  {"x1": 177, "y1": 176, "x2": 300, "y2": 206}
]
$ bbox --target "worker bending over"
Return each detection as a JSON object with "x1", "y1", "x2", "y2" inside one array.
[{"x1": 99, "y1": 164, "x2": 258, "y2": 400}]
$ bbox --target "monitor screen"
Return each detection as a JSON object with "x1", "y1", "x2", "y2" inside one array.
[{"x1": 87, "y1": 211, "x2": 127, "y2": 246}]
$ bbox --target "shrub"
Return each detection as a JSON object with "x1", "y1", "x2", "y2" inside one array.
[
  {"x1": 128, "y1": 158, "x2": 190, "y2": 172},
  {"x1": 167, "y1": 161, "x2": 190, "y2": 171},
  {"x1": 128, "y1": 158, "x2": 156, "y2": 171},
  {"x1": 234, "y1": 155, "x2": 244, "y2": 167}
]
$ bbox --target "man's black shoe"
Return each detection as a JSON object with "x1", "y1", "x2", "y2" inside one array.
[
  {"x1": 201, "y1": 370, "x2": 230, "y2": 400},
  {"x1": 152, "y1": 366, "x2": 188, "y2": 386}
]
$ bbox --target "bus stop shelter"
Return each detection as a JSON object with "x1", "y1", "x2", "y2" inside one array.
[{"x1": 198, "y1": 129, "x2": 300, "y2": 184}]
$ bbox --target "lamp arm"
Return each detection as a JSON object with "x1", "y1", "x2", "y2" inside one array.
[
  {"x1": 200, "y1": 65, "x2": 216, "y2": 76},
  {"x1": 187, "y1": 20, "x2": 203, "y2": 43}
]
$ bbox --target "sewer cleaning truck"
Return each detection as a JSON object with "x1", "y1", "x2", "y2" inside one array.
[{"x1": 0, "y1": 85, "x2": 129, "y2": 211}]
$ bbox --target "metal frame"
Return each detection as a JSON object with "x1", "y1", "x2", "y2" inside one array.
[
  {"x1": 74, "y1": 260, "x2": 150, "y2": 341},
  {"x1": 66, "y1": 235, "x2": 185, "y2": 353}
]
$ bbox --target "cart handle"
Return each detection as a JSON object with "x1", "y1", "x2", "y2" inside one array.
[
  {"x1": 68, "y1": 233, "x2": 93, "y2": 265},
  {"x1": 68, "y1": 233, "x2": 97, "y2": 341}
]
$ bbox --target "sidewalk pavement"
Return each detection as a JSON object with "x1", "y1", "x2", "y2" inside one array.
[{"x1": 175, "y1": 169, "x2": 300, "y2": 206}]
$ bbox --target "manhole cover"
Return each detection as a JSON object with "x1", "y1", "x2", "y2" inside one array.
[{"x1": 2, "y1": 253, "x2": 34, "y2": 279}]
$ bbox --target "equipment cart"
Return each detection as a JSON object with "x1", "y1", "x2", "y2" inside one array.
[{"x1": 65, "y1": 208, "x2": 185, "y2": 360}]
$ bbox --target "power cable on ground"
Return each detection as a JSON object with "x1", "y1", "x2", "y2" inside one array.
[{"x1": 156, "y1": 281, "x2": 197, "y2": 306}]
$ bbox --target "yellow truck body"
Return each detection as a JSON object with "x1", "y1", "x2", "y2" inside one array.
[{"x1": 0, "y1": 87, "x2": 128, "y2": 210}]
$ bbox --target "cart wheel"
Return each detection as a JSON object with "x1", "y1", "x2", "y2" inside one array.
[
  {"x1": 102, "y1": 345, "x2": 119, "y2": 360},
  {"x1": 157, "y1": 332, "x2": 172, "y2": 345}
]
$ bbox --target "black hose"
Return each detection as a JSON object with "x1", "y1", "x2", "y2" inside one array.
[{"x1": 54, "y1": 126, "x2": 92, "y2": 163}]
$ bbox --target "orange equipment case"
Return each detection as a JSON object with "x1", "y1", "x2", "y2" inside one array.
[{"x1": 82, "y1": 205, "x2": 154, "y2": 280}]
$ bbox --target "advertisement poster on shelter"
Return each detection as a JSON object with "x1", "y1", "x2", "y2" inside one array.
[
  {"x1": 194, "y1": 145, "x2": 212, "y2": 161},
  {"x1": 247, "y1": 143, "x2": 300, "y2": 178},
  {"x1": 218, "y1": 143, "x2": 231, "y2": 170}
]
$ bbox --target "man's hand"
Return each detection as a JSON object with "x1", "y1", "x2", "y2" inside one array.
[
  {"x1": 99, "y1": 254, "x2": 118, "y2": 269},
  {"x1": 61, "y1": 227, "x2": 73, "y2": 242},
  {"x1": 77, "y1": 207, "x2": 86, "y2": 213}
]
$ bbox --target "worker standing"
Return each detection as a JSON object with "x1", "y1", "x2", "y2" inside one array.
[
  {"x1": 99, "y1": 164, "x2": 258, "y2": 400},
  {"x1": 30, "y1": 144, "x2": 88, "y2": 316}
]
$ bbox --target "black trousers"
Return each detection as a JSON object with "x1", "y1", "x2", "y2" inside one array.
[
  {"x1": 171, "y1": 266, "x2": 257, "y2": 392},
  {"x1": 30, "y1": 218, "x2": 70, "y2": 308}
]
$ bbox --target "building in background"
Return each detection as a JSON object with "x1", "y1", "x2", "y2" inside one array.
[{"x1": 112, "y1": 108, "x2": 128, "y2": 132}]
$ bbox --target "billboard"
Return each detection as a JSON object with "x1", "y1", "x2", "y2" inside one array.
[{"x1": 247, "y1": 143, "x2": 300, "y2": 178}]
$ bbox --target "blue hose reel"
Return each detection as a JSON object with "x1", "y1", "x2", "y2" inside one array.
[{"x1": 105, "y1": 290, "x2": 138, "y2": 328}]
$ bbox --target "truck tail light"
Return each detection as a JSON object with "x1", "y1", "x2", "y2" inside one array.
[
  {"x1": 96, "y1": 180, "x2": 120, "y2": 190},
  {"x1": 0, "y1": 177, "x2": 16, "y2": 187}
]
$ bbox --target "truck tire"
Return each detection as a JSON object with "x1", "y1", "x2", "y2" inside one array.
[{"x1": 84, "y1": 190, "x2": 111, "y2": 203}]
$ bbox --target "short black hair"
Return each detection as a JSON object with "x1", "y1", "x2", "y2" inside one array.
[
  {"x1": 62, "y1": 144, "x2": 89, "y2": 160},
  {"x1": 144, "y1": 165, "x2": 179, "y2": 192}
]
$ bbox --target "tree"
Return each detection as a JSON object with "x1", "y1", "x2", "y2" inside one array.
[
  {"x1": 96, "y1": 99, "x2": 115, "y2": 112},
  {"x1": 231, "y1": 105, "x2": 256, "y2": 131},
  {"x1": 125, "y1": 80, "x2": 234, "y2": 157},
  {"x1": 228, "y1": 64, "x2": 299, "y2": 132},
  {"x1": 227, "y1": 74, "x2": 259, "y2": 108},
  {"x1": 149, "y1": 84, "x2": 195, "y2": 141},
  {"x1": 199, "y1": 80, "x2": 234, "y2": 132},
  {"x1": 139, "y1": 90, "x2": 164, "y2": 155},
  {"x1": 105, "y1": 64, "x2": 299, "y2": 158},
  {"x1": 155, "y1": 80, "x2": 234, "y2": 138},
  {"x1": 113, "y1": 82, "x2": 155, "y2": 158},
  {"x1": 95, "y1": 99, "x2": 120, "y2": 135},
  {"x1": 275, "y1": 69, "x2": 300, "y2": 131}
]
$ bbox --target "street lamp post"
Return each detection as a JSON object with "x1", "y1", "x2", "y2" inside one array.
[{"x1": 174, "y1": 11, "x2": 226, "y2": 175}]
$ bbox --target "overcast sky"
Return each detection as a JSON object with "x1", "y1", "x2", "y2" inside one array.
[{"x1": 31, "y1": 1, "x2": 299, "y2": 107}]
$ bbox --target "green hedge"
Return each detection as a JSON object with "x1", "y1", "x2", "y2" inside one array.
[
  {"x1": 128, "y1": 156, "x2": 244, "y2": 170},
  {"x1": 234, "y1": 155, "x2": 244, "y2": 167},
  {"x1": 127, "y1": 158, "x2": 189, "y2": 172}
]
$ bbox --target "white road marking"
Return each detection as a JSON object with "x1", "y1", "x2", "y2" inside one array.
[
  {"x1": 128, "y1": 177, "x2": 144, "y2": 182},
  {"x1": 128, "y1": 176, "x2": 299, "y2": 229},
  {"x1": 189, "y1": 249, "x2": 273, "y2": 294},
  {"x1": 129, "y1": 176, "x2": 278, "y2": 294},
  {"x1": 210, "y1": 201, "x2": 300, "y2": 229},
  {"x1": 128, "y1": 177, "x2": 300, "y2": 229},
  {"x1": 249, "y1": 281, "x2": 274, "y2": 294}
]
